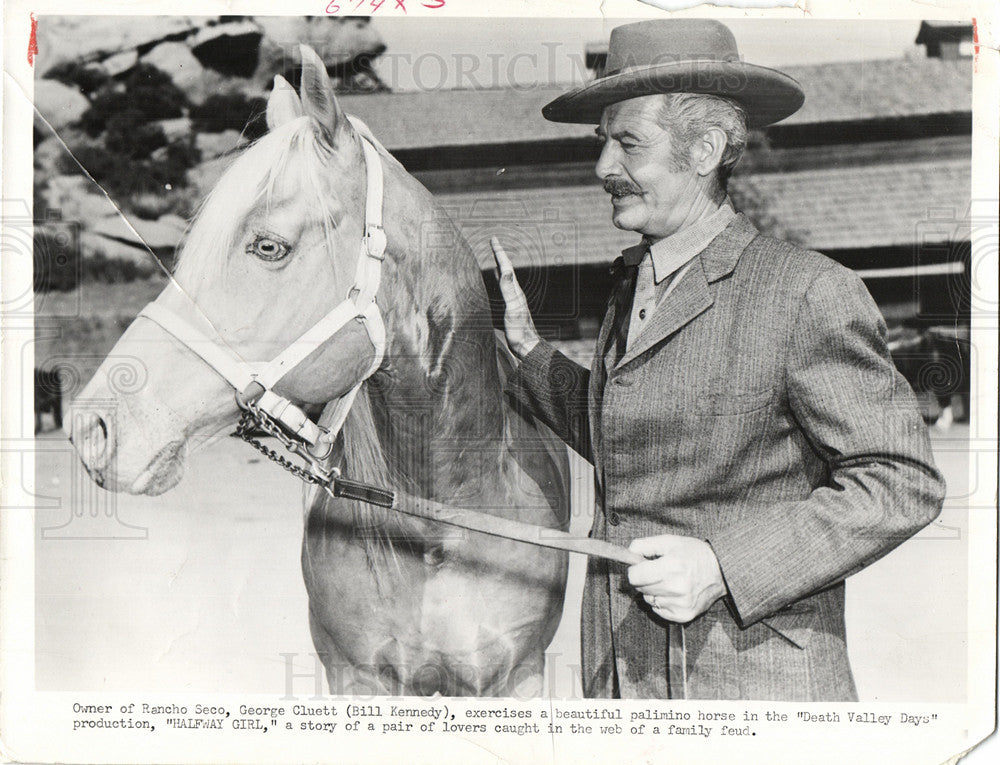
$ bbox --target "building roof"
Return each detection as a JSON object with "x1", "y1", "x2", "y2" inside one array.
[
  {"x1": 736, "y1": 157, "x2": 970, "y2": 250},
  {"x1": 436, "y1": 157, "x2": 970, "y2": 270},
  {"x1": 341, "y1": 85, "x2": 589, "y2": 150},
  {"x1": 339, "y1": 57, "x2": 971, "y2": 151},
  {"x1": 916, "y1": 20, "x2": 975, "y2": 44},
  {"x1": 783, "y1": 58, "x2": 971, "y2": 125}
]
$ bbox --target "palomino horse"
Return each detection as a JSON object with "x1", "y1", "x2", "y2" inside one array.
[{"x1": 68, "y1": 47, "x2": 570, "y2": 696}]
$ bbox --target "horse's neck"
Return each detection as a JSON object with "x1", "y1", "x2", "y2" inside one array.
[{"x1": 362, "y1": 175, "x2": 507, "y2": 501}]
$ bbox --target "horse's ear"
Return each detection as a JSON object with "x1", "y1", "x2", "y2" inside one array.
[
  {"x1": 298, "y1": 44, "x2": 348, "y2": 143},
  {"x1": 266, "y1": 75, "x2": 303, "y2": 131}
]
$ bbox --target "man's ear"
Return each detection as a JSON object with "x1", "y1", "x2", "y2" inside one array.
[{"x1": 692, "y1": 126, "x2": 728, "y2": 178}]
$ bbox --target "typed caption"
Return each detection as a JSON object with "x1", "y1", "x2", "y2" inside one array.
[{"x1": 68, "y1": 699, "x2": 943, "y2": 739}]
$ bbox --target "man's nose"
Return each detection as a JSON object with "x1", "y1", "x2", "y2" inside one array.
[{"x1": 594, "y1": 141, "x2": 622, "y2": 181}]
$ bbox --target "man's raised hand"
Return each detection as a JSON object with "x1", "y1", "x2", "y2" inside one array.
[{"x1": 491, "y1": 236, "x2": 541, "y2": 360}]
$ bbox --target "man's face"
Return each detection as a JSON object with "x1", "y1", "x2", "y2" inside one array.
[{"x1": 595, "y1": 95, "x2": 701, "y2": 240}]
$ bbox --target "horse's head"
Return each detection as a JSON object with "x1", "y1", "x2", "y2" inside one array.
[{"x1": 68, "y1": 46, "x2": 390, "y2": 495}]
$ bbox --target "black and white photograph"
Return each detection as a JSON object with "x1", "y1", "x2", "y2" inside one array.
[{"x1": 2, "y1": 1, "x2": 997, "y2": 763}]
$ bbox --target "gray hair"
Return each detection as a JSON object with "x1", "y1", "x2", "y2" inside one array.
[{"x1": 656, "y1": 93, "x2": 748, "y2": 193}]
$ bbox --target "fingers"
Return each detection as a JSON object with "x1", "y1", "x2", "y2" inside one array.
[
  {"x1": 491, "y1": 236, "x2": 512, "y2": 276},
  {"x1": 628, "y1": 534, "x2": 674, "y2": 559},
  {"x1": 627, "y1": 558, "x2": 671, "y2": 589},
  {"x1": 627, "y1": 535, "x2": 676, "y2": 588},
  {"x1": 626, "y1": 535, "x2": 728, "y2": 624},
  {"x1": 491, "y1": 237, "x2": 526, "y2": 301},
  {"x1": 490, "y1": 236, "x2": 539, "y2": 359}
]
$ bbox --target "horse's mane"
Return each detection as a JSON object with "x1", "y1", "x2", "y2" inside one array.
[{"x1": 339, "y1": 116, "x2": 446, "y2": 572}]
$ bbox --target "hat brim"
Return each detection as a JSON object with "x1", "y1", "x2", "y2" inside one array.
[{"x1": 542, "y1": 60, "x2": 804, "y2": 129}]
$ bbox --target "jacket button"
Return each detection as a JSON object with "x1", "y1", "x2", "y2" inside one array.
[
  {"x1": 607, "y1": 511, "x2": 620, "y2": 526},
  {"x1": 638, "y1": 308, "x2": 646, "y2": 319}
]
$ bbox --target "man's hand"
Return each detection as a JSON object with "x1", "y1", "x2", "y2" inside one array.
[
  {"x1": 491, "y1": 236, "x2": 540, "y2": 360},
  {"x1": 627, "y1": 534, "x2": 728, "y2": 623}
]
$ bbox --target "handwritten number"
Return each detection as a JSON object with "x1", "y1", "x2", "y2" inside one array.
[{"x1": 326, "y1": 0, "x2": 443, "y2": 12}]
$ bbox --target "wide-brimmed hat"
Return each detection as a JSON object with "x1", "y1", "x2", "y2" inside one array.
[{"x1": 543, "y1": 19, "x2": 805, "y2": 128}]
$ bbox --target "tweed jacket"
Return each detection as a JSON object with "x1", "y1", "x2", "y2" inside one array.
[{"x1": 505, "y1": 213, "x2": 946, "y2": 701}]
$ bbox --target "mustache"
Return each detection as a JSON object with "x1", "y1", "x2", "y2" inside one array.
[{"x1": 604, "y1": 178, "x2": 641, "y2": 196}]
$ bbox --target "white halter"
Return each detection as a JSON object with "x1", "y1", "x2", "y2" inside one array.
[{"x1": 137, "y1": 133, "x2": 388, "y2": 450}]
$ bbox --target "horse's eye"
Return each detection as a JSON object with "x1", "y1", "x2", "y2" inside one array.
[{"x1": 247, "y1": 233, "x2": 291, "y2": 262}]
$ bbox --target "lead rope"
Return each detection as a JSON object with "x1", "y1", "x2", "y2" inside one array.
[{"x1": 235, "y1": 400, "x2": 642, "y2": 567}]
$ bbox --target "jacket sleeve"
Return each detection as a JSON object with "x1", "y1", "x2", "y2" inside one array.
[
  {"x1": 504, "y1": 339, "x2": 594, "y2": 463},
  {"x1": 708, "y1": 264, "x2": 947, "y2": 626}
]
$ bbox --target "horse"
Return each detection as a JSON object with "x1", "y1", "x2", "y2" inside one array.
[{"x1": 67, "y1": 46, "x2": 570, "y2": 697}]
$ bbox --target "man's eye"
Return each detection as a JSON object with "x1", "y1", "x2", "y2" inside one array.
[{"x1": 247, "y1": 234, "x2": 291, "y2": 262}]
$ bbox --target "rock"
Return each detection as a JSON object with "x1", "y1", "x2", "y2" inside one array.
[
  {"x1": 149, "y1": 146, "x2": 170, "y2": 164},
  {"x1": 34, "y1": 129, "x2": 104, "y2": 186},
  {"x1": 33, "y1": 79, "x2": 90, "y2": 132},
  {"x1": 34, "y1": 137, "x2": 67, "y2": 180},
  {"x1": 253, "y1": 16, "x2": 386, "y2": 90},
  {"x1": 101, "y1": 50, "x2": 139, "y2": 78},
  {"x1": 129, "y1": 188, "x2": 200, "y2": 221},
  {"x1": 187, "y1": 155, "x2": 238, "y2": 199},
  {"x1": 42, "y1": 175, "x2": 118, "y2": 224},
  {"x1": 80, "y1": 230, "x2": 162, "y2": 275},
  {"x1": 156, "y1": 117, "x2": 193, "y2": 143},
  {"x1": 141, "y1": 42, "x2": 210, "y2": 104},
  {"x1": 91, "y1": 212, "x2": 187, "y2": 253},
  {"x1": 195, "y1": 130, "x2": 244, "y2": 159},
  {"x1": 35, "y1": 16, "x2": 200, "y2": 77},
  {"x1": 77, "y1": 62, "x2": 112, "y2": 90},
  {"x1": 189, "y1": 20, "x2": 263, "y2": 77},
  {"x1": 256, "y1": 16, "x2": 384, "y2": 65}
]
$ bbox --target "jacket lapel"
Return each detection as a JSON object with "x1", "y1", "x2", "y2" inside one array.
[
  {"x1": 614, "y1": 213, "x2": 759, "y2": 370},
  {"x1": 615, "y1": 262, "x2": 712, "y2": 369}
]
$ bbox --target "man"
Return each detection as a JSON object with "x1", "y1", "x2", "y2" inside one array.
[{"x1": 492, "y1": 19, "x2": 946, "y2": 701}]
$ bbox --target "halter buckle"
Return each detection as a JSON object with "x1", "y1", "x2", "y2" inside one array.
[{"x1": 363, "y1": 225, "x2": 387, "y2": 261}]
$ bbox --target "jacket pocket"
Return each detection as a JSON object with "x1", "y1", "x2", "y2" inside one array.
[
  {"x1": 696, "y1": 386, "x2": 775, "y2": 416},
  {"x1": 760, "y1": 607, "x2": 817, "y2": 650}
]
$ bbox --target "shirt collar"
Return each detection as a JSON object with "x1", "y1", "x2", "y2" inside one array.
[{"x1": 621, "y1": 202, "x2": 736, "y2": 284}]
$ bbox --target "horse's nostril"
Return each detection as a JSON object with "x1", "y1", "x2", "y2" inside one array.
[{"x1": 69, "y1": 410, "x2": 112, "y2": 467}]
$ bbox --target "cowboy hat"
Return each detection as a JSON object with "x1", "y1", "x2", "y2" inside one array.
[{"x1": 542, "y1": 19, "x2": 805, "y2": 128}]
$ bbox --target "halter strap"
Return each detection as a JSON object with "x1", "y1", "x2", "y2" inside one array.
[
  {"x1": 135, "y1": 130, "x2": 389, "y2": 448},
  {"x1": 258, "y1": 138, "x2": 387, "y2": 389},
  {"x1": 139, "y1": 300, "x2": 259, "y2": 392}
]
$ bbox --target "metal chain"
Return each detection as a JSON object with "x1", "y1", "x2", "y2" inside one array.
[
  {"x1": 234, "y1": 404, "x2": 333, "y2": 487},
  {"x1": 233, "y1": 400, "x2": 396, "y2": 509}
]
